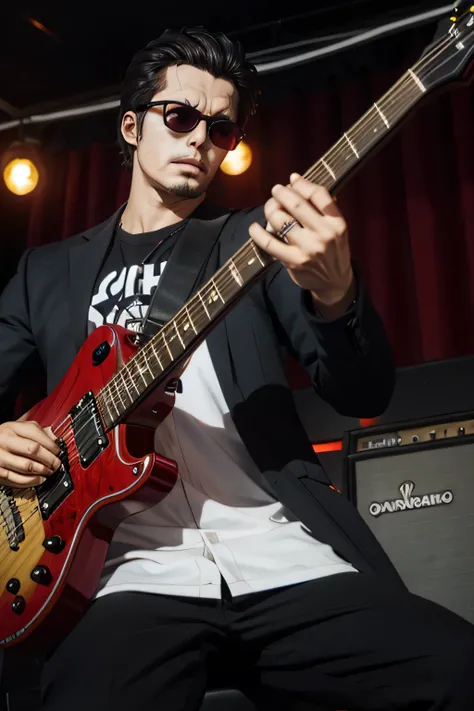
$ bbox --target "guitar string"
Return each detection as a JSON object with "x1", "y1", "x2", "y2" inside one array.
[{"x1": 0, "y1": 507, "x2": 41, "y2": 560}]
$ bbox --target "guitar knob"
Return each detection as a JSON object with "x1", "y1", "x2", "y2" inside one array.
[
  {"x1": 42, "y1": 536, "x2": 65, "y2": 554},
  {"x1": 12, "y1": 596, "x2": 25, "y2": 615},
  {"x1": 30, "y1": 566, "x2": 52, "y2": 585},
  {"x1": 6, "y1": 578, "x2": 20, "y2": 595}
]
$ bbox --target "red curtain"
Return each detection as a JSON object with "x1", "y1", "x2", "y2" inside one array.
[{"x1": 25, "y1": 62, "x2": 474, "y2": 370}]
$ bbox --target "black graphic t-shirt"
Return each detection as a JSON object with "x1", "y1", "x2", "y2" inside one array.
[{"x1": 88, "y1": 221, "x2": 185, "y2": 335}]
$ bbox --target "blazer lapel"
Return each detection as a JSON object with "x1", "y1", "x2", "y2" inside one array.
[{"x1": 68, "y1": 206, "x2": 124, "y2": 354}]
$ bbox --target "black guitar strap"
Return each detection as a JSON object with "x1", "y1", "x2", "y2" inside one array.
[{"x1": 139, "y1": 208, "x2": 238, "y2": 342}]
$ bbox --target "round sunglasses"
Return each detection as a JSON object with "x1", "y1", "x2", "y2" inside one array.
[{"x1": 136, "y1": 100, "x2": 244, "y2": 151}]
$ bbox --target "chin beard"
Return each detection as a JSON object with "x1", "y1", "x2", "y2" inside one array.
[{"x1": 166, "y1": 181, "x2": 206, "y2": 199}]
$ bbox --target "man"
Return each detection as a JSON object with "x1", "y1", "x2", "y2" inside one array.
[{"x1": 0, "y1": 26, "x2": 473, "y2": 711}]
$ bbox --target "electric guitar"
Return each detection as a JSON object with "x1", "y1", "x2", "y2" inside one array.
[{"x1": 1, "y1": 2, "x2": 474, "y2": 649}]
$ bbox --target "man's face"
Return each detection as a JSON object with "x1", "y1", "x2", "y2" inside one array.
[{"x1": 122, "y1": 64, "x2": 239, "y2": 199}]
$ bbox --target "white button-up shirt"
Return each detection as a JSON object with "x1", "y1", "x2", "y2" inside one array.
[{"x1": 96, "y1": 341, "x2": 356, "y2": 600}]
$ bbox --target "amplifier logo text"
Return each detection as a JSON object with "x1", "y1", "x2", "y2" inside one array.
[{"x1": 369, "y1": 480, "x2": 453, "y2": 518}]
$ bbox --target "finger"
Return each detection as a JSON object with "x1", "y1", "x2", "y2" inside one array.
[
  {"x1": 249, "y1": 221, "x2": 302, "y2": 266},
  {"x1": 0, "y1": 466, "x2": 46, "y2": 488},
  {"x1": 265, "y1": 202, "x2": 332, "y2": 247},
  {"x1": 0, "y1": 449, "x2": 57, "y2": 478},
  {"x1": 1, "y1": 432, "x2": 61, "y2": 470},
  {"x1": 11, "y1": 421, "x2": 61, "y2": 456},
  {"x1": 289, "y1": 174, "x2": 343, "y2": 220},
  {"x1": 262, "y1": 196, "x2": 281, "y2": 235},
  {"x1": 271, "y1": 184, "x2": 320, "y2": 231},
  {"x1": 44, "y1": 426, "x2": 59, "y2": 444}
]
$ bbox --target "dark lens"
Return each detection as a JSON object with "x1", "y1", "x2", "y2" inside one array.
[
  {"x1": 164, "y1": 104, "x2": 200, "y2": 133},
  {"x1": 209, "y1": 120, "x2": 242, "y2": 151}
]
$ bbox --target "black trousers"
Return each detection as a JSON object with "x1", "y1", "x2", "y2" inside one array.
[{"x1": 41, "y1": 572, "x2": 474, "y2": 711}]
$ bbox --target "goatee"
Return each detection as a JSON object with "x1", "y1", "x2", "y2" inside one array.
[{"x1": 167, "y1": 182, "x2": 205, "y2": 199}]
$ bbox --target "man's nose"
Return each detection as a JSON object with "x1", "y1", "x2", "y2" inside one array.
[{"x1": 186, "y1": 119, "x2": 208, "y2": 148}]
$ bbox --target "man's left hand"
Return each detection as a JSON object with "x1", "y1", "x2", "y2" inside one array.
[{"x1": 249, "y1": 173, "x2": 356, "y2": 319}]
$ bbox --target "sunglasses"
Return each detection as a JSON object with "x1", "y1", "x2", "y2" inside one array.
[{"x1": 136, "y1": 100, "x2": 244, "y2": 151}]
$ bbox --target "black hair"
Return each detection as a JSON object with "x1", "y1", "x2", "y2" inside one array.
[{"x1": 118, "y1": 26, "x2": 260, "y2": 169}]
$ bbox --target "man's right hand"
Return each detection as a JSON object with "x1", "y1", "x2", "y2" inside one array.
[{"x1": 0, "y1": 421, "x2": 62, "y2": 489}]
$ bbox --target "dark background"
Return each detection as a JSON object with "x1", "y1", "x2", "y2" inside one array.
[
  {"x1": 2, "y1": 9, "x2": 474, "y2": 705},
  {"x1": 1, "y1": 0, "x2": 473, "y2": 420}
]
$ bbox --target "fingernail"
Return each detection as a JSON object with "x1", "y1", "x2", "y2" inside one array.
[{"x1": 290, "y1": 173, "x2": 301, "y2": 183}]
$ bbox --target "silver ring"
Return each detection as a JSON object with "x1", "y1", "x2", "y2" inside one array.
[{"x1": 277, "y1": 219, "x2": 298, "y2": 240}]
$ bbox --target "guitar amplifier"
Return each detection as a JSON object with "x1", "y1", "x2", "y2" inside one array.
[{"x1": 343, "y1": 412, "x2": 474, "y2": 625}]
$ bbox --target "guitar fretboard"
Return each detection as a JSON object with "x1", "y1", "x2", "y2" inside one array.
[
  {"x1": 98, "y1": 239, "x2": 272, "y2": 428},
  {"x1": 303, "y1": 69, "x2": 425, "y2": 190}
]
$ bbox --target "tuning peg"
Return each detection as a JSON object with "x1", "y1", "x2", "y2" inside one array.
[{"x1": 451, "y1": 1, "x2": 472, "y2": 20}]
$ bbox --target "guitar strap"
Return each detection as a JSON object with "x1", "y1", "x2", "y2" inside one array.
[{"x1": 139, "y1": 207, "x2": 239, "y2": 342}]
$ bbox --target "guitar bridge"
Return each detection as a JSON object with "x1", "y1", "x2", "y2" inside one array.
[{"x1": 37, "y1": 439, "x2": 73, "y2": 520}]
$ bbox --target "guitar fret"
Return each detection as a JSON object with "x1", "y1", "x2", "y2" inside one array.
[
  {"x1": 162, "y1": 332, "x2": 173, "y2": 361},
  {"x1": 374, "y1": 102, "x2": 390, "y2": 128},
  {"x1": 321, "y1": 158, "x2": 336, "y2": 181},
  {"x1": 140, "y1": 348, "x2": 155, "y2": 383},
  {"x1": 408, "y1": 69, "x2": 426, "y2": 93},
  {"x1": 150, "y1": 341, "x2": 163, "y2": 371},
  {"x1": 114, "y1": 378, "x2": 126, "y2": 410},
  {"x1": 119, "y1": 370, "x2": 131, "y2": 405},
  {"x1": 251, "y1": 242, "x2": 265, "y2": 267},
  {"x1": 104, "y1": 395, "x2": 114, "y2": 424},
  {"x1": 173, "y1": 320, "x2": 185, "y2": 348},
  {"x1": 344, "y1": 132, "x2": 359, "y2": 159},
  {"x1": 210, "y1": 278, "x2": 225, "y2": 304},
  {"x1": 185, "y1": 305, "x2": 197, "y2": 333},
  {"x1": 137, "y1": 360, "x2": 150, "y2": 386},
  {"x1": 164, "y1": 324, "x2": 185, "y2": 360},
  {"x1": 198, "y1": 291, "x2": 211, "y2": 319},
  {"x1": 111, "y1": 384, "x2": 121, "y2": 417},
  {"x1": 127, "y1": 365, "x2": 141, "y2": 396},
  {"x1": 229, "y1": 259, "x2": 244, "y2": 286}
]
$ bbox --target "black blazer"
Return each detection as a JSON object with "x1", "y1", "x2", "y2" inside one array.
[{"x1": 0, "y1": 205, "x2": 404, "y2": 588}]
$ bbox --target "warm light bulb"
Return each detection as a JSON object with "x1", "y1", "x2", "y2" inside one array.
[
  {"x1": 220, "y1": 141, "x2": 252, "y2": 176},
  {"x1": 3, "y1": 158, "x2": 39, "y2": 195}
]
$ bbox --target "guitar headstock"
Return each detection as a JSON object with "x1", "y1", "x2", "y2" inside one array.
[{"x1": 417, "y1": 2, "x2": 474, "y2": 90}]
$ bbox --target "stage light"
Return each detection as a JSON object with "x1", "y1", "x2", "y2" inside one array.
[
  {"x1": 220, "y1": 141, "x2": 252, "y2": 176},
  {"x1": 3, "y1": 158, "x2": 39, "y2": 196},
  {"x1": 1, "y1": 139, "x2": 42, "y2": 196}
]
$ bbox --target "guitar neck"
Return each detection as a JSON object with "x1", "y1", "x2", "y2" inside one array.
[
  {"x1": 98, "y1": 239, "x2": 273, "y2": 428},
  {"x1": 302, "y1": 68, "x2": 426, "y2": 192},
  {"x1": 96, "y1": 64, "x2": 432, "y2": 428}
]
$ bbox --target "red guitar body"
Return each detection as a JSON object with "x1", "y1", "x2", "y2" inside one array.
[{"x1": 0, "y1": 324, "x2": 180, "y2": 650}]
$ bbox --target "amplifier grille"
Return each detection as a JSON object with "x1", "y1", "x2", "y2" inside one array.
[{"x1": 352, "y1": 441, "x2": 474, "y2": 624}]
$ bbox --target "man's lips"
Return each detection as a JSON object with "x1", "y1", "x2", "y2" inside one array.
[{"x1": 171, "y1": 158, "x2": 207, "y2": 173}]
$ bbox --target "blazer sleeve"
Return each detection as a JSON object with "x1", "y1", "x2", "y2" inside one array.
[
  {"x1": 0, "y1": 249, "x2": 38, "y2": 422},
  {"x1": 234, "y1": 205, "x2": 395, "y2": 417},
  {"x1": 263, "y1": 258, "x2": 395, "y2": 417}
]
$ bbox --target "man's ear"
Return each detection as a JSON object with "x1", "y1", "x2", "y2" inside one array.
[{"x1": 121, "y1": 111, "x2": 139, "y2": 148}]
